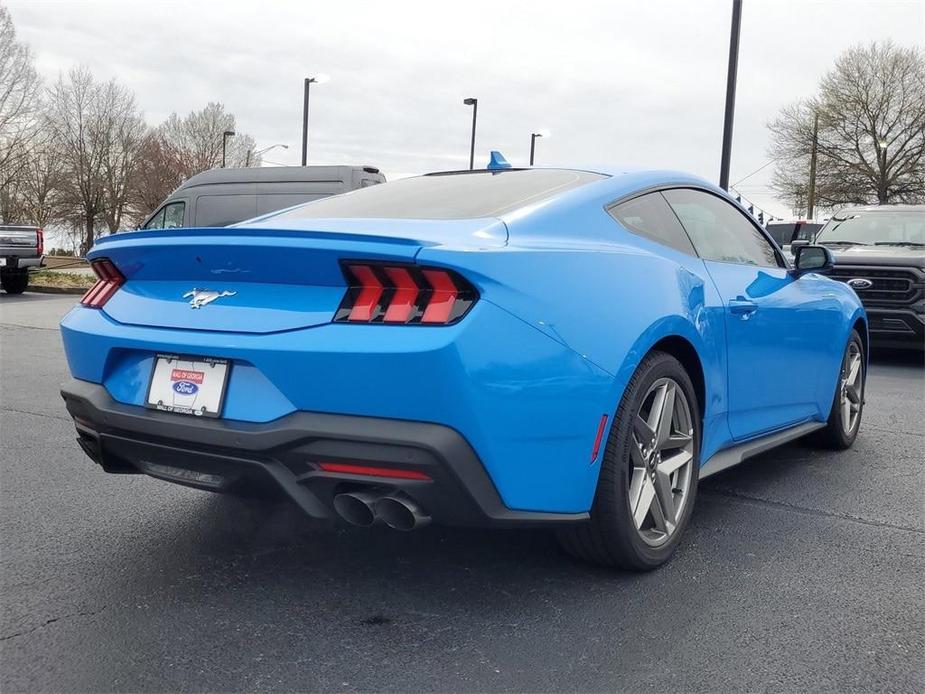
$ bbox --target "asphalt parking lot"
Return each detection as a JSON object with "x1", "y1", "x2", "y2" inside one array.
[{"x1": 1, "y1": 292, "x2": 922, "y2": 693}]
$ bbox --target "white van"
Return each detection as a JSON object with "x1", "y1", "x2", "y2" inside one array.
[{"x1": 140, "y1": 165, "x2": 386, "y2": 229}]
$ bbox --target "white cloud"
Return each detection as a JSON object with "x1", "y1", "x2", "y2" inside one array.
[{"x1": 8, "y1": 0, "x2": 923, "y2": 218}]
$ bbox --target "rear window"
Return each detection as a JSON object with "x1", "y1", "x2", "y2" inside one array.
[{"x1": 264, "y1": 169, "x2": 607, "y2": 220}]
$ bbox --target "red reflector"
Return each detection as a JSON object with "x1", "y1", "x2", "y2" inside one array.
[
  {"x1": 383, "y1": 266, "x2": 419, "y2": 323},
  {"x1": 317, "y1": 462, "x2": 432, "y2": 481},
  {"x1": 421, "y1": 269, "x2": 458, "y2": 323},
  {"x1": 347, "y1": 264, "x2": 384, "y2": 321},
  {"x1": 590, "y1": 414, "x2": 608, "y2": 462}
]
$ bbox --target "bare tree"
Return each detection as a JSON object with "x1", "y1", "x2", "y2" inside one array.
[
  {"x1": 128, "y1": 130, "x2": 183, "y2": 220},
  {"x1": 10, "y1": 133, "x2": 64, "y2": 227},
  {"x1": 45, "y1": 66, "x2": 146, "y2": 252},
  {"x1": 97, "y1": 81, "x2": 147, "y2": 232},
  {"x1": 129, "y1": 102, "x2": 258, "y2": 220},
  {"x1": 769, "y1": 41, "x2": 925, "y2": 211},
  {"x1": 0, "y1": 4, "x2": 42, "y2": 215}
]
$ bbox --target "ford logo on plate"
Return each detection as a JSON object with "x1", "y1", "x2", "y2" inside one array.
[
  {"x1": 172, "y1": 380, "x2": 199, "y2": 395},
  {"x1": 847, "y1": 278, "x2": 873, "y2": 290}
]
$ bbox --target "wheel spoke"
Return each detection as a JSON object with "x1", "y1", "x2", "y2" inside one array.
[
  {"x1": 652, "y1": 468, "x2": 677, "y2": 527},
  {"x1": 630, "y1": 437, "x2": 648, "y2": 470},
  {"x1": 663, "y1": 432, "x2": 692, "y2": 451},
  {"x1": 634, "y1": 415, "x2": 656, "y2": 452},
  {"x1": 658, "y1": 449, "x2": 692, "y2": 476},
  {"x1": 648, "y1": 486, "x2": 672, "y2": 534},
  {"x1": 841, "y1": 396, "x2": 852, "y2": 426},
  {"x1": 847, "y1": 357, "x2": 861, "y2": 388},
  {"x1": 654, "y1": 383, "x2": 676, "y2": 448},
  {"x1": 633, "y1": 476, "x2": 655, "y2": 529}
]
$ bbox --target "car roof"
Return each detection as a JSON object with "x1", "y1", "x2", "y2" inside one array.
[
  {"x1": 176, "y1": 165, "x2": 382, "y2": 190},
  {"x1": 834, "y1": 204, "x2": 924, "y2": 215}
]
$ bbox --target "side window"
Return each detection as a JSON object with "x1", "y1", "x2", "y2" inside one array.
[
  {"x1": 662, "y1": 188, "x2": 781, "y2": 268},
  {"x1": 162, "y1": 201, "x2": 185, "y2": 229},
  {"x1": 143, "y1": 207, "x2": 166, "y2": 229},
  {"x1": 195, "y1": 194, "x2": 258, "y2": 227},
  {"x1": 608, "y1": 192, "x2": 696, "y2": 255}
]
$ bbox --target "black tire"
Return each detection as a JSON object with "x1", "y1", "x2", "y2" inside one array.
[
  {"x1": 809, "y1": 330, "x2": 865, "y2": 450},
  {"x1": 1, "y1": 270, "x2": 29, "y2": 294},
  {"x1": 557, "y1": 351, "x2": 701, "y2": 570}
]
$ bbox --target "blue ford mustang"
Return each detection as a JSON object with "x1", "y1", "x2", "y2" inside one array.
[{"x1": 60, "y1": 164, "x2": 867, "y2": 569}]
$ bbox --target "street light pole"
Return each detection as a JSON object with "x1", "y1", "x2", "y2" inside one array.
[
  {"x1": 529, "y1": 130, "x2": 550, "y2": 166},
  {"x1": 222, "y1": 130, "x2": 235, "y2": 168},
  {"x1": 463, "y1": 98, "x2": 478, "y2": 170},
  {"x1": 718, "y1": 0, "x2": 742, "y2": 190},
  {"x1": 248, "y1": 143, "x2": 289, "y2": 167},
  {"x1": 301, "y1": 75, "x2": 329, "y2": 166}
]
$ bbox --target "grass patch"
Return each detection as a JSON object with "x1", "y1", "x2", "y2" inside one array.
[{"x1": 29, "y1": 270, "x2": 95, "y2": 290}]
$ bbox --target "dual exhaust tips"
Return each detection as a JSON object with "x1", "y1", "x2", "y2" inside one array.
[{"x1": 333, "y1": 490, "x2": 431, "y2": 531}]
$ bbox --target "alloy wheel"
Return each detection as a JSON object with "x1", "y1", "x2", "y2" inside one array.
[
  {"x1": 840, "y1": 342, "x2": 863, "y2": 434},
  {"x1": 629, "y1": 377, "x2": 695, "y2": 547}
]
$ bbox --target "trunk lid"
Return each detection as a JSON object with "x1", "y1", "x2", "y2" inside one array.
[{"x1": 88, "y1": 218, "x2": 506, "y2": 334}]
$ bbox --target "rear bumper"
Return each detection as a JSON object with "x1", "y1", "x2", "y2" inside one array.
[
  {"x1": 61, "y1": 378, "x2": 588, "y2": 528},
  {"x1": 0, "y1": 254, "x2": 42, "y2": 269}
]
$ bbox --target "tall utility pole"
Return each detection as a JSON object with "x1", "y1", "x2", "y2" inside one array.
[
  {"x1": 301, "y1": 76, "x2": 328, "y2": 166},
  {"x1": 222, "y1": 130, "x2": 235, "y2": 168},
  {"x1": 301, "y1": 78, "x2": 313, "y2": 166},
  {"x1": 807, "y1": 111, "x2": 819, "y2": 220},
  {"x1": 463, "y1": 98, "x2": 478, "y2": 170},
  {"x1": 718, "y1": 0, "x2": 743, "y2": 191}
]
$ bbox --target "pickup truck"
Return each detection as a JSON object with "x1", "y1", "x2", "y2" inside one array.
[
  {"x1": 792, "y1": 204, "x2": 924, "y2": 350},
  {"x1": 0, "y1": 225, "x2": 44, "y2": 294}
]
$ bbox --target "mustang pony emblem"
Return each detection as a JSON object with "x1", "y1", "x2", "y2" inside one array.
[{"x1": 183, "y1": 289, "x2": 236, "y2": 309}]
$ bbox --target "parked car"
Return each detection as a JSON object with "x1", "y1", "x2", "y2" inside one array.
[
  {"x1": 767, "y1": 220, "x2": 822, "y2": 247},
  {"x1": 61, "y1": 164, "x2": 866, "y2": 570},
  {"x1": 0, "y1": 224, "x2": 44, "y2": 294},
  {"x1": 792, "y1": 204, "x2": 924, "y2": 350},
  {"x1": 139, "y1": 165, "x2": 386, "y2": 230}
]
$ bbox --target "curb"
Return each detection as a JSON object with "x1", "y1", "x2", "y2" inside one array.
[{"x1": 27, "y1": 285, "x2": 88, "y2": 295}]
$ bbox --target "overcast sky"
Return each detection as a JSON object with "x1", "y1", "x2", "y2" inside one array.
[{"x1": 8, "y1": 0, "x2": 924, "y2": 218}]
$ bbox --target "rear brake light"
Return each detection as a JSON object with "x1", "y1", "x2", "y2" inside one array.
[
  {"x1": 36, "y1": 229, "x2": 44, "y2": 256},
  {"x1": 335, "y1": 262, "x2": 478, "y2": 325},
  {"x1": 80, "y1": 258, "x2": 125, "y2": 308}
]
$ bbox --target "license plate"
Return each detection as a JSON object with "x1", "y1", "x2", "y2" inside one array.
[
  {"x1": 145, "y1": 354, "x2": 230, "y2": 418},
  {"x1": 0, "y1": 258, "x2": 6, "y2": 267}
]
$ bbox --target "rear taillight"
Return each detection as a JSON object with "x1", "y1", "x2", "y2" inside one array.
[
  {"x1": 36, "y1": 229, "x2": 44, "y2": 256},
  {"x1": 80, "y1": 258, "x2": 125, "y2": 308},
  {"x1": 334, "y1": 262, "x2": 478, "y2": 325}
]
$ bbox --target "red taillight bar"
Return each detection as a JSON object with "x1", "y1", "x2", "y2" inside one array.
[
  {"x1": 36, "y1": 229, "x2": 44, "y2": 256},
  {"x1": 80, "y1": 258, "x2": 125, "y2": 308},
  {"x1": 335, "y1": 262, "x2": 478, "y2": 325}
]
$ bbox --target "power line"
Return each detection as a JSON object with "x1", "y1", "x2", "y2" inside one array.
[{"x1": 731, "y1": 157, "x2": 778, "y2": 187}]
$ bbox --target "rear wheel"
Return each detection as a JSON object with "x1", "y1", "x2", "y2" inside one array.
[
  {"x1": 1, "y1": 270, "x2": 29, "y2": 294},
  {"x1": 557, "y1": 351, "x2": 700, "y2": 570},
  {"x1": 810, "y1": 330, "x2": 865, "y2": 450}
]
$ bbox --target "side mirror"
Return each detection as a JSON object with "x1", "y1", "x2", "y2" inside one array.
[{"x1": 792, "y1": 244, "x2": 834, "y2": 276}]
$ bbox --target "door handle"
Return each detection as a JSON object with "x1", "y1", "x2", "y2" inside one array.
[{"x1": 729, "y1": 297, "x2": 758, "y2": 317}]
